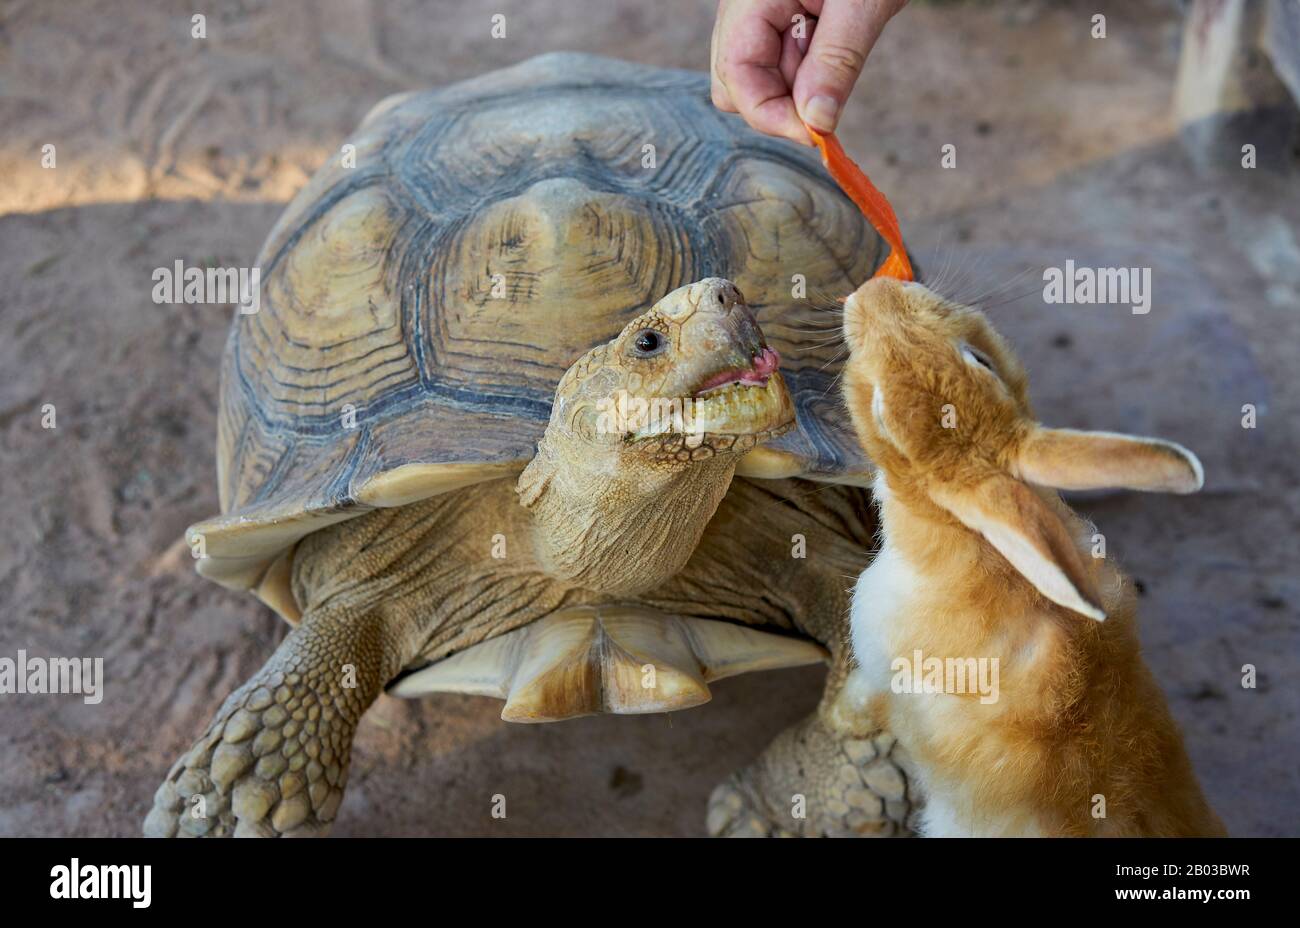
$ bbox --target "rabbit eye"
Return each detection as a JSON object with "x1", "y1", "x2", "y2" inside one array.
[{"x1": 962, "y1": 345, "x2": 996, "y2": 373}]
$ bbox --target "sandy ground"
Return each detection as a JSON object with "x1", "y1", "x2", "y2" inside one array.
[{"x1": 0, "y1": 0, "x2": 1296, "y2": 837}]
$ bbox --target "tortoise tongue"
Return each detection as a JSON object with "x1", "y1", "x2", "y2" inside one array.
[
  {"x1": 696, "y1": 348, "x2": 781, "y2": 394},
  {"x1": 747, "y1": 347, "x2": 780, "y2": 381}
]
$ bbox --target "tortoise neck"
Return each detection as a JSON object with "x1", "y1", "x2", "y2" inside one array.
[{"x1": 517, "y1": 435, "x2": 738, "y2": 595}]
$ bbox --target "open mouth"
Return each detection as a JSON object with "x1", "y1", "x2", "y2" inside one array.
[
  {"x1": 628, "y1": 347, "x2": 795, "y2": 447},
  {"x1": 694, "y1": 347, "x2": 781, "y2": 394}
]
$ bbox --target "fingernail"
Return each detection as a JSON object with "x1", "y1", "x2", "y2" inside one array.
[{"x1": 803, "y1": 95, "x2": 839, "y2": 131}]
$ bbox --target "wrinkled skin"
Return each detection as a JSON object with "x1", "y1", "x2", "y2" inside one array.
[{"x1": 145, "y1": 279, "x2": 917, "y2": 838}]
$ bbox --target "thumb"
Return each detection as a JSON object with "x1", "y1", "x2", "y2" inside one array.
[{"x1": 794, "y1": 0, "x2": 900, "y2": 132}]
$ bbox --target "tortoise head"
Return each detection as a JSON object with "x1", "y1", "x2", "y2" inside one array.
[
  {"x1": 546, "y1": 278, "x2": 794, "y2": 464},
  {"x1": 517, "y1": 278, "x2": 794, "y2": 595}
]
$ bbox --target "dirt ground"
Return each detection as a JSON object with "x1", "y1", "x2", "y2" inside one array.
[{"x1": 1, "y1": 0, "x2": 1296, "y2": 837}]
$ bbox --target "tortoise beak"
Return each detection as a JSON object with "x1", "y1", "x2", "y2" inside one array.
[{"x1": 623, "y1": 277, "x2": 795, "y2": 449}]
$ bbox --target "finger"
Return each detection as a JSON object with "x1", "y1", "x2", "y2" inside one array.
[
  {"x1": 794, "y1": 0, "x2": 903, "y2": 132},
  {"x1": 712, "y1": 81, "x2": 738, "y2": 112},
  {"x1": 745, "y1": 91, "x2": 812, "y2": 145},
  {"x1": 779, "y1": 19, "x2": 808, "y2": 89},
  {"x1": 710, "y1": 13, "x2": 738, "y2": 111},
  {"x1": 715, "y1": 2, "x2": 811, "y2": 144}
]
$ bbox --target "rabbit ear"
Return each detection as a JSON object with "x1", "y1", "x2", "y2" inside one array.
[
  {"x1": 1017, "y1": 428, "x2": 1204, "y2": 495},
  {"x1": 933, "y1": 476, "x2": 1106, "y2": 621}
]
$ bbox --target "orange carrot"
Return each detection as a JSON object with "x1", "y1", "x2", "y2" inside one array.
[{"x1": 806, "y1": 125, "x2": 913, "y2": 282}]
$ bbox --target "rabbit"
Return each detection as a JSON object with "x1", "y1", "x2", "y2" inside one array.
[{"x1": 838, "y1": 276, "x2": 1226, "y2": 837}]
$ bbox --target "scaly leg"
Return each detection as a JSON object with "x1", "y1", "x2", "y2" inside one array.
[
  {"x1": 707, "y1": 716, "x2": 916, "y2": 838},
  {"x1": 144, "y1": 603, "x2": 402, "y2": 837},
  {"x1": 708, "y1": 654, "x2": 919, "y2": 837}
]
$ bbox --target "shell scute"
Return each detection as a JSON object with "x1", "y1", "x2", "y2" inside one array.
[{"x1": 196, "y1": 53, "x2": 879, "y2": 591}]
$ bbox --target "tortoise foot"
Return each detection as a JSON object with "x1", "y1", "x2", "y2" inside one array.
[
  {"x1": 144, "y1": 673, "x2": 353, "y2": 837},
  {"x1": 707, "y1": 714, "x2": 917, "y2": 838},
  {"x1": 707, "y1": 776, "x2": 796, "y2": 837},
  {"x1": 144, "y1": 620, "x2": 376, "y2": 837}
]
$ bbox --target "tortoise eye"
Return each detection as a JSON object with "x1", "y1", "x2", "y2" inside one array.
[{"x1": 632, "y1": 329, "x2": 666, "y2": 357}]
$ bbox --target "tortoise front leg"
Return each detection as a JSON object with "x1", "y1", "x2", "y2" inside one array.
[
  {"x1": 707, "y1": 649, "x2": 919, "y2": 838},
  {"x1": 144, "y1": 604, "x2": 403, "y2": 837}
]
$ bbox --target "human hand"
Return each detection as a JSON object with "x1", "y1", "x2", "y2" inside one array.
[{"x1": 710, "y1": 0, "x2": 907, "y2": 145}]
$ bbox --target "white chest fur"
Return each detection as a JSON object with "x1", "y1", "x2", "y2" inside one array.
[
  {"x1": 848, "y1": 476, "x2": 918, "y2": 695},
  {"x1": 848, "y1": 537, "x2": 919, "y2": 701},
  {"x1": 846, "y1": 480, "x2": 1056, "y2": 837}
]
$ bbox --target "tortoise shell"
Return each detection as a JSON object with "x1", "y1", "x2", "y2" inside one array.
[{"x1": 191, "y1": 52, "x2": 881, "y2": 594}]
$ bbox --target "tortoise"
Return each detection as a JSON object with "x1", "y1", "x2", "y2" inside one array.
[{"x1": 144, "y1": 52, "x2": 917, "y2": 838}]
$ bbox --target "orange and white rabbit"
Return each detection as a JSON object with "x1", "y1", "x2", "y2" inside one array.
[{"x1": 840, "y1": 277, "x2": 1225, "y2": 837}]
